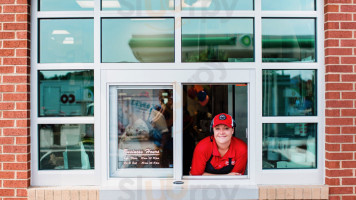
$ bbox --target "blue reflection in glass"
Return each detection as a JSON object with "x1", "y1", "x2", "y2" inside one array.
[
  {"x1": 262, "y1": 18, "x2": 315, "y2": 62},
  {"x1": 39, "y1": 19, "x2": 94, "y2": 63},
  {"x1": 102, "y1": 0, "x2": 173, "y2": 10},
  {"x1": 182, "y1": 0, "x2": 253, "y2": 10},
  {"x1": 182, "y1": 18, "x2": 254, "y2": 62},
  {"x1": 262, "y1": 0, "x2": 314, "y2": 11},
  {"x1": 40, "y1": 0, "x2": 94, "y2": 11},
  {"x1": 102, "y1": 18, "x2": 174, "y2": 63}
]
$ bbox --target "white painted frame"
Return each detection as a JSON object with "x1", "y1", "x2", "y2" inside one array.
[{"x1": 31, "y1": 0, "x2": 324, "y2": 186}]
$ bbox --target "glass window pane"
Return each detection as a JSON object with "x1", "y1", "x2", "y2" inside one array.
[
  {"x1": 262, "y1": 0, "x2": 315, "y2": 11},
  {"x1": 102, "y1": 18, "x2": 174, "y2": 63},
  {"x1": 40, "y1": 0, "x2": 94, "y2": 11},
  {"x1": 39, "y1": 19, "x2": 94, "y2": 63},
  {"x1": 262, "y1": 70, "x2": 316, "y2": 116},
  {"x1": 263, "y1": 123, "x2": 317, "y2": 169},
  {"x1": 38, "y1": 70, "x2": 94, "y2": 117},
  {"x1": 102, "y1": 0, "x2": 173, "y2": 10},
  {"x1": 182, "y1": 84, "x2": 248, "y2": 175},
  {"x1": 109, "y1": 86, "x2": 173, "y2": 177},
  {"x1": 182, "y1": 0, "x2": 253, "y2": 10},
  {"x1": 182, "y1": 18, "x2": 254, "y2": 62},
  {"x1": 262, "y1": 18, "x2": 316, "y2": 62},
  {"x1": 39, "y1": 124, "x2": 94, "y2": 170}
]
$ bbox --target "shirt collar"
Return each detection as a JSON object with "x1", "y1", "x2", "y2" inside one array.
[{"x1": 212, "y1": 137, "x2": 234, "y2": 158}]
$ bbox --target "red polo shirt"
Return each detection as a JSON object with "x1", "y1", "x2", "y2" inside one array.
[{"x1": 190, "y1": 136, "x2": 247, "y2": 175}]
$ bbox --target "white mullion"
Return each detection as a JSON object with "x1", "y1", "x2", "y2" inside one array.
[
  {"x1": 261, "y1": 11, "x2": 318, "y2": 18},
  {"x1": 181, "y1": 10, "x2": 255, "y2": 18},
  {"x1": 261, "y1": 64, "x2": 319, "y2": 70},
  {"x1": 100, "y1": 11, "x2": 176, "y2": 18},
  {"x1": 173, "y1": 82, "x2": 183, "y2": 180},
  {"x1": 37, "y1": 11, "x2": 95, "y2": 18},
  {"x1": 36, "y1": 117, "x2": 95, "y2": 124},
  {"x1": 36, "y1": 63, "x2": 95, "y2": 70},
  {"x1": 262, "y1": 116, "x2": 319, "y2": 124},
  {"x1": 175, "y1": 5, "x2": 182, "y2": 64}
]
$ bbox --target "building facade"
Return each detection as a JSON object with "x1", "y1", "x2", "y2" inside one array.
[{"x1": 0, "y1": 0, "x2": 355, "y2": 199}]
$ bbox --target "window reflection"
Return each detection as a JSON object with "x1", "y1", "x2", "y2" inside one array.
[
  {"x1": 262, "y1": 0, "x2": 315, "y2": 11},
  {"x1": 262, "y1": 18, "x2": 316, "y2": 62},
  {"x1": 38, "y1": 70, "x2": 94, "y2": 117},
  {"x1": 39, "y1": 124, "x2": 94, "y2": 170},
  {"x1": 263, "y1": 123, "x2": 317, "y2": 169},
  {"x1": 182, "y1": 18, "x2": 254, "y2": 62},
  {"x1": 102, "y1": 18, "x2": 174, "y2": 63},
  {"x1": 101, "y1": 0, "x2": 173, "y2": 10},
  {"x1": 263, "y1": 70, "x2": 316, "y2": 116},
  {"x1": 39, "y1": 19, "x2": 94, "y2": 63},
  {"x1": 40, "y1": 0, "x2": 94, "y2": 11},
  {"x1": 182, "y1": 0, "x2": 253, "y2": 10}
]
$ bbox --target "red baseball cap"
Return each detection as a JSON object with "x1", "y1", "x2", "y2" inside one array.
[{"x1": 212, "y1": 113, "x2": 234, "y2": 128}]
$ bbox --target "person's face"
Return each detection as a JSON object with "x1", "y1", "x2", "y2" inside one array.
[{"x1": 213, "y1": 124, "x2": 234, "y2": 145}]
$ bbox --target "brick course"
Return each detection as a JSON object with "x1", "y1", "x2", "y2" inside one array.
[
  {"x1": 325, "y1": 1, "x2": 356, "y2": 199},
  {"x1": 0, "y1": 0, "x2": 30, "y2": 199}
]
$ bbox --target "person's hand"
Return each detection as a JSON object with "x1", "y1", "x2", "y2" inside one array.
[{"x1": 227, "y1": 172, "x2": 242, "y2": 175}]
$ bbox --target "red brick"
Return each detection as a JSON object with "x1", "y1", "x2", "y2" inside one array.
[
  {"x1": 341, "y1": 22, "x2": 356, "y2": 29},
  {"x1": 16, "y1": 14, "x2": 28, "y2": 22},
  {"x1": 0, "y1": 32, "x2": 15, "y2": 39},
  {"x1": 342, "y1": 92, "x2": 356, "y2": 99},
  {"x1": 342, "y1": 178, "x2": 356, "y2": 185},
  {"x1": 3, "y1": 111, "x2": 29, "y2": 118},
  {"x1": 330, "y1": 196, "x2": 341, "y2": 200},
  {"x1": 16, "y1": 85, "x2": 29, "y2": 92},
  {"x1": 342, "y1": 144, "x2": 356, "y2": 151},
  {"x1": 16, "y1": 120, "x2": 29, "y2": 127},
  {"x1": 0, "y1": 102, "x2": 15, "y2": 110},
  {"x1": 3, "y1": 23, "x2": 28, "y2": 31},
  {"x1": 342, "y1": 196, "x2": 356, "y2": 200},
  {"x1": 3, "y1": 58, "x2": 29, "y2": 65},
  {"x1": 325, "y1": 22, "x2": 340, "y2": 29},
  {"x1": 16, "y1": 31, "x2": 29, "y2": 39},
  {"x1": 326, "y1": 143, "x2": 341, "y2": 151},
  {"x1": 326, "y1": 65, "x2": 353, "y2": 72},
  {"x1": 326, "y1": 152, "x2": 354, "y2": 160},
  {"x1": 326, "y1": 135, "x2": 354, "y2": 143},
  {"x1": 326, "y1": 0, "x2": 351, "y2": 3},
  {"x1": 15, "y1": 49, "x2": 29, "y2": 57},
  {"x1": 341, "y1": 40, "x2": 356, "y2": 47},
  {"x1": 0, "y1": 85, "x2": 15, "y2": 92},
  {"x1": 3, "y1": 146, "x2": 29, "y2": 153},
  {"x1": 325, "y1": 5, "x2": 339, "y2": 12},
  {"x1": 3, "y1": 76, "x2": 28, "y2": 83},
  {"x1": 3, "y1": 180, "x2": 29, "y2": 188},
  {"x1": 3, "y1": 40, "x2": 27, "y2": 48},
  {"x1": 326, "y1": 83, "x2": 353, "y2": 91},
  {"x1": 341, "y1": 5, "x2": 356, "y2": 12},
  {"x1": 16, "y1": 171, "x2": 30, "y2": 179},
  {"x1": 15, "y1": 137, "x2": 29, "y2": 145},
  {"x1": 342, "y1": 109, "x2": 356, "y2": 116},
  {"x1": 0, "y1": 14, "x2": 15, "y2": 22},
  {"x1": 326, "y1": 74, "x2": 341, "y2": 82},
  {"x1": 3, "y1": 129, "x2": 29, "y2": 136},
  {"x1": 0, "y1": 155, "x2": 15, "y2": 162},
  {"x1": 16, "y1": 189, "x2": 27, "y2": 197},
  {"x1": 0, "y1": 49, "x2": 14, "y2": 56},
  {"x1": 342, "y1": 57, "x2": 356, "y2": 64},
  {"x1": 0, "y1": 120, "x2": 14, "y2": 127},
  {"x1": 326, "y1": 48, "x2": 353, "y2": 56},
  {"x1": 327, "y1": 169, "x2": 353, "y2": 177},
  {"x1": 325, "y1": 40, "x2": 340, "y2": 47},
  {"x1": 326, "y1": 109, "x2": 340, "y2": 117},
  {"x1": 0, "y1": 137, "x2": 14, "y2": 144},
  {"x1": 15, "y1": 102, "x2": 29, "y2": 110},
  {"x1": 342, "y1": 161, "x2": 356, "y2": 168},
  {"x1": 326, "y1": 31, "x2": 353, "y2": 39},
  {"x1": 326, "y1": 13, "x2": 352, "y2": 21},
  {"x1": 3, "y1": 163, "x2": 29, "y2": 171},
  {"x1": 16, "y1": 154, "x2": 30, "y2": 162},
  {"x1": 326, "y1": 161, "x2": 341, "y2": 168},
  {"x1": 342, "y1": 127, "x2": 356, "y2": 134},
  {"x1": 3, "y1": 5, "x2": 29, "y2": 13},
  {"x1": 0, "y1": 172, "x2": 15, "y2": 179},
  {"x1": 16, "y1": 0, "x2": 28, "y2": 4},
  {"x1": 0, "y1": 66, "x2": 14, "y2": 73},
  {"x1": 326, "y1": 178, "x2": 341, "y2": 185},
  {"x1": 326, "y1": 57, "x2": 340, "y2": 64},
  {"x1": 326, "y1": 92, "x2": 341, "y2": 99},
  {"x1": 0, "y1": 189, "x2": 15, "y2": 196},
  {"x1": 326, "y1": 127, "x2": 341, "y2": 134},
  {"x1": 3, "y1": 93, "x2": 29, "y2": 101},
  {"x1": 326, "y1": 100, "x2": 353, "y2": 108}
]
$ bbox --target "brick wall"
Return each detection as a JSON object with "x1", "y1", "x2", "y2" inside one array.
[
  {"x1": 0, "y1": 0, "x2": 30, "y2": 199},
  {"x1": 325, "y1": 0, "x2": 356, "y2": 200}
]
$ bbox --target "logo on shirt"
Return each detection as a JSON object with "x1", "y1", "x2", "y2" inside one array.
[
  {"x1": 232, "y1": 160, "x2": 235, "y2": 165},
  {"x1": 225, "y1": 161, "x2": 229, "y2": 166}
]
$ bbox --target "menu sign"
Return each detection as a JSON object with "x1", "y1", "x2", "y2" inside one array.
[{"x1": 122, "y1": 148, "x2": 161, "y2": 168}]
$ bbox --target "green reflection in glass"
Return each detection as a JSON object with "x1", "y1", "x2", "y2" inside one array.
[
  {"x1": 182, "y1": 18, "x2": 254, "y2": 62},
  {"x1": 38, "y1": 70, "x2": 94, "y2": 117},
  {"x1": 182, "y1": 0, "x2": 253, "y2": 10},
  {"x1": 263, "y1": 70, "x2": 316, "y2": 116},
  {"x1": 262, "y1": 0, "x2": 314, "y2": 11},
  {"x1": 263, "y1": 123, "x2": 317, "y2": 169},
  {"x1": 39, "y1": 124, "x2": 94, "y2": 170},
  {"x1": 39, "y1": 19, "x2": 94, "y2": 63},
  {"x1": 102, "y1": 18, "x2": 174, "y2": 63},
  {"x1": 40, "y1": 0, "x2": 94, "y2": 11},
  {"x1": 262, "y1": 18, "x2": 315, "y2": 62},
  {"x1": 102, "y1": 0, "x2": 173, "y2": 10}
]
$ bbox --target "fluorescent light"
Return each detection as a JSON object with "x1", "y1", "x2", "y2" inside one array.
[
  {"x1": 102, "y1": 0, "x2": 121, "y2": 8},
  {"x1": 52, "y1": 30, "x2": 70, "y2": 35},
  {"x1": 63, "y1": 37, "x2": 74, "y2": 44},
  {"x1": 76, "y1": 0, "x2": 94, "y2": 8}
]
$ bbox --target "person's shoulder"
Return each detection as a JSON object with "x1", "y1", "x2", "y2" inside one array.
[
  {"x1": 231, "y1": 137, "x2": 247, "y2": 151},
  {"x1": 195, "y1": 137, "x2": 213, "y2": 151}
]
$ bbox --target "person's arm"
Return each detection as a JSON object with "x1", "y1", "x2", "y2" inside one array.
[
  {"x1": 190, "y1": 141, "x2": 210, "y2": 175},
  {"x1": 231, "y1": 140, "x2": 248, "y2": 175}
]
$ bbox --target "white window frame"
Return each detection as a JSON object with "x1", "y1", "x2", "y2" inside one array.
[{"x1": 31, "y1": 0, "x2": 324, "y2": 186}]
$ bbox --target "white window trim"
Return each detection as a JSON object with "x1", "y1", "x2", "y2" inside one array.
[{"x1": 31, "y1": 0, "x2": 324, "y2": 186}]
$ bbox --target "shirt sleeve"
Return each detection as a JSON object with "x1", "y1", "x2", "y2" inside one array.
[
  {"x1": 231, "y1": 140, "x2": 248, "y2": 174},
  {"x1": 190, "y1": 141, "x2": 210, "y2": 175}
]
